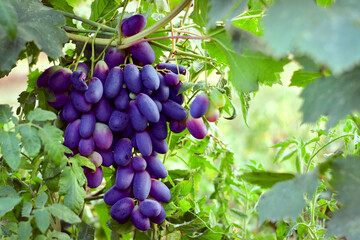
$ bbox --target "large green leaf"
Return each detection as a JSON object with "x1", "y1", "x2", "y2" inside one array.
[
  {"x1": 42, "y1": 0, "x2": 75, "y2": 27},
  {"x1": 18, "y1": 221, "x2": 32, "y2": 240},
  {"x1": 35, "y1": 191, "x2": 48, "y2": 209},
  {"x1": 0, "y1": 105, "x2": 13, "y2": 124},
  {"x1": 0, "y1": 197, "x2": 22, "y2": 217},
  {"x1": 0, "y1": 0, "x2": 67, "y2": 74},
  {"x1": 263, "y1": 0, "x2": 360, "y2": 74},
  {"x1": 90, "y1": 0, "x2": 120, "y2": 21},
  {"x1": 48, "y1": 204, "x2": 81, "y2": 224},
  {"x1": 300, "y1": 67, "x2": 360, "y2": 128},
  {"x1": 19, "y1": 125, "x2": 41, "y2": 157},
  {"x1": 0, "y1": 0, "x2": 17, "y2": 40},
  {"x1": 289, "y1": 70, "x2": 322, "y2": 88},
  {"x1": 207, "y1": 0, "x2": 247, "y2": 29},
  {"x1": 239, "y1": 172, "x2": 295, "y2": 188},
  {"x1": 0, "y1": 130, "x2": 21, "y2": 170},
  {"x1": 257, "y1": 170, "x2": 318, "y2": 224},
  {"x1": 77, "y1": 221, "x2": 95, "y2": 240},
  {"x1": 33, "y1": 208, "x2": 50, "y2": 234},
  {"x1": 27, "y1": 108, "x2": 57, "y2": 122}
]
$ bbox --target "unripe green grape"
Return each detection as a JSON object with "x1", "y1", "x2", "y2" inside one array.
[{"x1": 209, "y1": 88, "x2": 226, "y2": 108}]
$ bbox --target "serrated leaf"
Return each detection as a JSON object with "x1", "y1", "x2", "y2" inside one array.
[
  {"x1": 300, "y1": 67, "x2": 360, "y2": 128},
  {"x1": 33, "y1": 208, "x2": 50, "y2": 233},
  {"x1": 27, "y1": 108, "x2": 57, "y2": 122},
  {"x1": 48, "y1": 203, "x2": 81, "y2": 224},
  {"x1": 19, "y1": 125, "x2": 41, "y2": 157},
  {"x1": 0, "y1": 130, "x2": 21, "y2": 170},
  {"x1": 70, "y1": 155, "x2": 96, "y2": 171},
  {"x1": 0, "y1": 0, "x2": 67, "y2": 74},
  {"x1": 239, "y1": 172, "x2": 295, "y2": 188},
  {"x1": 78, "y1": 221, "x2": 95, "y2": 240},
  {"x1": 47, "y1": 231, "x2": 71, "y2": 240},
  {"x1": 257, "y1": 169, "x2": 318, "y2": 224},
  {"x1": 41, "y1": 0, "x2": 75, "y2": 27},
  {"x1": 168, "y1": 169, "x2": 193, "y2": 179},
  {"x1": 0, "y1": 104, "x2": 13, "y2": 124},
  {"x1": 59, "y1": 167, "x2": 86, "y2": 214},
  {"x1": 0, "y1": 185, "x2": 18, "y2": 197},
  {"x1": 0, "y1": 197, "x2": 22, "y2": 217},
  {"x1": 68, "y1": 158, "x2": 86, "y2": 186},
  {"x1": 0, "y1": 0, "x2": 18, "y2": 40},
  {"x1": 263, "y1": 0, "x2": 360, "y2": 74},
  {"x1": 90, "y1": 0, "x2": 119, "y2": 21},
  {"x1": 289, "y1": 70, "x2": 322, "y2": 88},
  {"x1": 26, "y1": 69, "x2": 41, "y2": 92},
  {"x1": 18, "y1": 221, "x2": 32, "y2": 240},
  {"x1": 35, "y1": 191, "x2": 48, "y2": 209},
  {"x1": 22, "y1": 202, "x2": 33, "y2": 218}
]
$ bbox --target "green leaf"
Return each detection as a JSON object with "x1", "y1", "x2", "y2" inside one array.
[
  {"x1": 94, "y1": 203, "x2": 111, "y2": 240},
  {"x1": 257, "y1": 169, "x2": 318, "y2": 224},
  {"x1": 0, "y1": 0, "x2": 67, "y2": 74},
  {"x1": 22, "y1": 202, "x2": 33, "y2": 218},
  {"x1": 59, "y1": 167, "x2": 86, "y2": 214},
  {"x1": 19, "y1": 125, "x2": 41, "y2": 157},
  {"x1": 239, "y1": 172, "x2": 295, "y2": 188},
  {"x1": 289, "y1": 70, "x2": 322, "y2": 88},
  {"x1": 26, "y1": 69, "x2": 41, "y2": 92},
  {"x1": 27, "y1": 108, "x2": 57, "y2": 122},
  {"x1": 41, "y1": 0, "x2": 75, "y2": 27},
  {"x1": 0, "y1": 185, "x2": 18, "y2": 197},
  {"x1": 33, "y1": 208, "x2": 50, "y2": 234},
  {"x1": 48, "y1": 204, "x2": 81, "y2": 224},
  {"x1": 0, "y1": 104, "x2": 13, "y2": 124},
  {"x1": 68, "y1": 157, "x2": 86, "y2": 186},
  {"x1": 90, "y1": 0, "x2": 120, "y2": 21},
  {"x1": 168, "y1": 169, "x2": 193, "y2": 179},
  {"x1": 35, "y1": 191, "x2": 48, "y2": 209},
  {"x1": 0, "y1": 130, "x2": 21, "y2": 170},
  {"x1": 190, "y1": 0, "x2": 209, "y2": 29},
  {"x1": 263, "y1": 0, "x2": 360, "y2": 74},
  {"x1": 0, "y1": 197, "x2": 22, "y2": 217},
  {"x1": 208, "y1": 0, "x2": 247, "y2": 29},
  {"x1": 70, "y1": 155, "x2": 96, "y2": 171},
  {"x1": 47, "y1": 231, "x2": 71, "y2": 240},
  {"x1": 78, "y1": 221, "x2": 95, "y2": 240},
  {"x1": 18, "y1": 221, "x2": 32, "y2": 240},
  {"x1": 106, "y1": 219, "x2": 135, "y2": 235},
  {"x1": 171, "y1": 180, "x2": 193, "y2": 199},
  {"x1": 0, "y1": 0, "x2": 18, "y2": 40},
  {"x1": 300, "y1": 67, "x2": 360, "y2": 128}
]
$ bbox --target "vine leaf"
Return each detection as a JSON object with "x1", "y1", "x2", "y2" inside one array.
[
  {"x1": 0, "y1": 0, "x2": 67, "y2": 74},
  {"x1": 0, "y1": 0, "x2": 18, "y2": 40},
  {"x1": 300, "y1": 67, "x2": 360, "y2": 128},
  {"x1": 0, "y1": 197, "x2": 22, "y2": 217},
  {"x1": 326, "y1": 156, "x2": 360, "y2": 239},
  {"x1": 33, "y1": 208, "x2": 50, "y2": 234},
  {"x1": 27, "y1": 108, "x2": 57, "y2": 122},
  {"x1": 19, "y1": 125, "x2": 41, "y2": 157},
  {"x1": 35, "y1": 191, "x2": 48, "y2": 209},
  {"x1": 0, "y1": 105, "x2": 13, "y2": 124},
  {"x1": 257, "y1": 169, "x2": 318, "y2": 224},
  {"x1": 41, "y1": 0, "x2": 75, "y2": 27},
  {"x1": 190, "y1": 0, "x2": 209, "y2": 31},
  {"x1": 78, "y1": 221, "x2": 95, "y2": 240},
  {"x1": 263, "y1": 0, "x2": 360, "y2": 74},
  {"x1": 48, "y1": 203, "x2": 81, "y2": 224},
  {"x1": 0, "y1": 130, "x2": 21, "y2": 170},
  {"x1": 18, "y1": 221, "x2": 32, "y2": 240},
  {"x1": 90, "y1": 0, "x2": 120, "y2": 21},
  {"x1": 289, "y1": 71, "x2": 322, "y2": 88},
  {"x1": 239, "y1": 172, "x2": 295, "y2": 188}
]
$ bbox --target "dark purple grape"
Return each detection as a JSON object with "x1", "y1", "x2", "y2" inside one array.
[
  {"x1": 145, "y1": 155, "x2": 168, "y2": 178},
  {"x1": 186, "y1": 116, "x2": 207, "y2": 139},
  {"x1": 79, "y1": 111, "x2": 96, "y2": 138},
  {"x1": 110, "y1": 197, "x2": 135, "y2": 222},
  {"x1": 96, "y1": 149, "x2": 113, "y2": 167},
  {"x1": 120, "y1": 123, "x2": 133, "y2": 138},
  {"x1": 131, "y1": 156, "x2": 147, "y2": 171},
  {"x1": 131, "y1": 133, "x2": 137, "y2": 150},
  {"x1": 129, "y1": 42, "x2": 155, "y2": 65},
  {"x1": 162, "y1": 100, "x2": 187, "y2": 121},
  {"x1": 78, "y1": 137, "x2": 95, "y2": 156},
  {"x1": 133, "y1": 170, "x2": 151, "y2": 201},
  {"x1": 135, "y1": 131, "x2": 152, "y2": 157},
  {"x1": 93, "y1": 97, "x2": 111, "y2": 123},
  {"x1": 155, "y1": 73, "x2": 169, "y2": 101},
  {"x1": 109, "y1": 110, "x2": 129, "y2": 132},
  {"x1": 156, "y1": 63, "x2": 186, "y2": 75},
  {"x1": 93, "y1": 122, "x2": 113, "y2": 150},
  {"x1": 169, "y1": 82, "x2": 184, "y2": 105},
  {"x1": 48, "y1": 68, "x2": 72, "y2": 92},
  {"x1": 93, "y1": 60, "x2": 109, "y2": 84},
  {"x1": 150, "y1": 134, "x2": 168, "y2": 154},
  {"x1": 152, "y1": 98, "x2": 162, "y2": 112},
  {"x1": 114, "y1": 88, "x2": 129, "y2": 110},
  {"x1": 85, "y1": 77, "x2": 103, "y2": 104},
  {"x1": 121, "y1": 14, "x2": 147, "y2": 37},
  {"x1": 114, "y1": 138, "x2": 132, "y2": 166},
  {"x1": 48, "y1": 91, "x2": 69, "y2": 109},
  {"x1": 64, "y1": 119, "x2": 81, "y2": 150},
  {"x1": 104, "y1": 48, "x2": 126, "y2": 69},
  {"x1": 150, "y1": 179, "x2": 171, "y2": 203},
  {"x1": 104, "y1": 67, "x2": 123, "y2": 99},
  {"x1": 85, "y1": 166, "x2": 103, "y2": 188},
  {"x1": 89, "y1": 151, "x2": 103, "y2": 167},
  {"x1": 115, "y1": 165, "x2": 134, "y2": 190},
  {"x1": 37, "y1": 66, "x2": 61, "y2": 88},
  {"x1": 139, "y1": 199, "x2": 162, "y2": 218},
  {"x1": 169, "y1": 119, "x2": 187, "y2": 133},
  {"x1": 150, "y1": 204, "x2": 166, "y2": 224},
  {"x1": 61, "y1": 100, "x2": 80, "y2": 122},
  {"x1": 135, "y1": 93, "x2": 160, "y2": 123},
  {"x1": 165, "y1": 72, "x2": 179, "y2": 86},
  {"x1": 149, "y1": 114, "x2": 167, "y2": 140},
  {"x1": 71, "y1": 90, "x2": 92, "y2": 113},
  {"x1": 72, "y1": 62, "x2": 89, "y2": 76},
  {"x1": 141, "y1": 65, "x2": 160, "y2": 91},
  {"x1": 190, "y1": 93, "x2": 210, "y2": 118},
  {"x1": 129, "y1": 101, "x2": 148, "y2": 132},
  {"x1": 123, "y1": 64, "x2": 142, "y2": 94},
  {"x1": 131, "y1": 206, "x2": 150, "y2": 231},
  {"x1": 104, "y1": 186, "x2": 131, "y2": 205},
  {"x1": 71, "y1": 70, "x2": 88, "y2": 92}
]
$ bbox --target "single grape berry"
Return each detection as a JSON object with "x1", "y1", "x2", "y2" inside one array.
[
  {"x1": 186, "y1": 116, "x2": 208, "y2": 139},
  {"x1": 121, "y1": 14, "x2": 147, "y2": 37},
  {"x1": 190, "y1": 93, "x2": 210, "y2": 118}
]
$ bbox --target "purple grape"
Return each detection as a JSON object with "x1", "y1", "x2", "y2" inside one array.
[
  {"x1": 114, "y1": 88, "x2": 129, "y2": 111},
  {"x1": 150, "y1": 204, "x2": 166, "y2": 224},
  {"x1": 72, "y1": 62, "x2": 89, "y2": 76},
  {"x1": 144, "y1": 155, "x2": 168, "y2": 178},
  {"x1": 141, "y1": 65, "x2": 160, "y2": 91},
  {"x1": 131, "y1": 156, "x2": 147, "y2": 171},
  {"x1": 150, "y1": 134, "x2": 169, "y2": 154},
  {"x1": 48, "y1": 91, "x2": 69, "y2": 109},
  {"x1": 96, "y1": 149, "x2": 113, "y2": 167},
  {"x1": 85, "y1": 166, "x2": 103, "y2": 188},
  {"x1": 79, "y1": 111, "x2": 96, "y2": 138},
  {"x1": 152, "y1": 98, "x2": 162, "y2": 112},
  {"x1": 129, "y1": 101, "x2": 148, "y2": 132},
  {"x1": 64, "y1": 119, "x2": 81, "y2": 150},
  {"x1": 131, "y1": 206, "x2": 150, "y2": 231},
  {"x1": 123, "y1": 64, "x2": 142, "y2": 94},
  {"x1": 71, "y1": 90, "x2": 92, "y2": 113},
  {"x1": 149, "y1": 114, "x2": 167, "y2": 140},
  {"x1": 85, "y1": 77, "x2": 103, "y2": 104},
  {"x1": 190, "y1": 93, "x2": 210, "y2": 118},
  {"x1": 115, "y1": 165, "x2": 134, "y2": 190},
  {"x1": 121, "y1": 14, "x2": 147, "y2": 37},
  {"x1": 93, "y1": 60, "x2": 109, "y2": 84},
  {"x1": 104, "y1": 67, "x2": 123, "y2": 99},
  {"x1": 61, "y1": 100, "x2": 80, "y2": 122},
  {"x1": 78, "y1": 137, "x2": 95, "y2": 156},
  {"x1": 165, "y1": 72, "x2": 179, "y2": 86},
  {"x1": 141, "y1": 88, "x2": 153, "y2": 96},
  {"x1": 133, "y1": 170, "x2": 151, "y2": 201},
  {"x1": 162, "y1": 100, "x2": 187, "y2": 121},
  {"x1": 48, "y1": 68, "x2": 72, "y2": 92},
  {"x1": 156, "y1": 63, "x2": 186, "y2": 75},
  {"x1": 109, "y1": 110, "x2": 129, "y2": 132},
  {"x1": 37, "y1": 66, "x2": 61, "y2": 88},
  {"x1": 93, "y1": 122, "x2": 113, "y2": 151},
  {"x1": 150, "y1": 179, "x2": 171, "y2": 203},
  {"x1": 114, "y1": 138, "x2": 132, "y2": 166},
  {"x1": 155, "y1": 73, "x2": 169, "y2": 101},
  {"x1": 104, "y1": 48, "x2": 126, "y2": 69},
  {"x1": 110, "y1": 197, "x2": 135, "y2": 222},
  {"x1": 129, "y1": 42, "x2": 155, "y2": 65},
  {"x1": 71, "y1": 70, "x2": 88, "y2": 92},
  {"x1": 135, "y1": 93, "x2": 160, "y2": 123},
  {"x1": 104, "y1": 186, "x2": 131, "y2": 205},
  {"x1": 135, "y1": 131, "x2": 152, "y2": 157},
  {"x1": 169, "y1": 82, "x2": 184, "y2": 105},
  {"x1": 169, "y1": 119, "x2": 187, "y2": 133},
  {"x1": 186, "y1": 116, "x2": 207, "y2": 139},
  {"x1": 93, "y1": 97, "x2": 111, "y2": 123},
  {"x1": 131, "y1": 133, "x2": 138, "y2": 150},
  {"x1": 89, "y1": 151, "x2": 103, "y2": 167},
  {"x1": 120, "y1": 123, "x2": 133, "y2": 138},
  {"x1": 139, "y1": 199, "x2": 162, "y2": 218}
]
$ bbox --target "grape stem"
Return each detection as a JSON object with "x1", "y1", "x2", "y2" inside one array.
[{"x1": 63, "y1": 26, "x2": 114, "y2": 36}]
